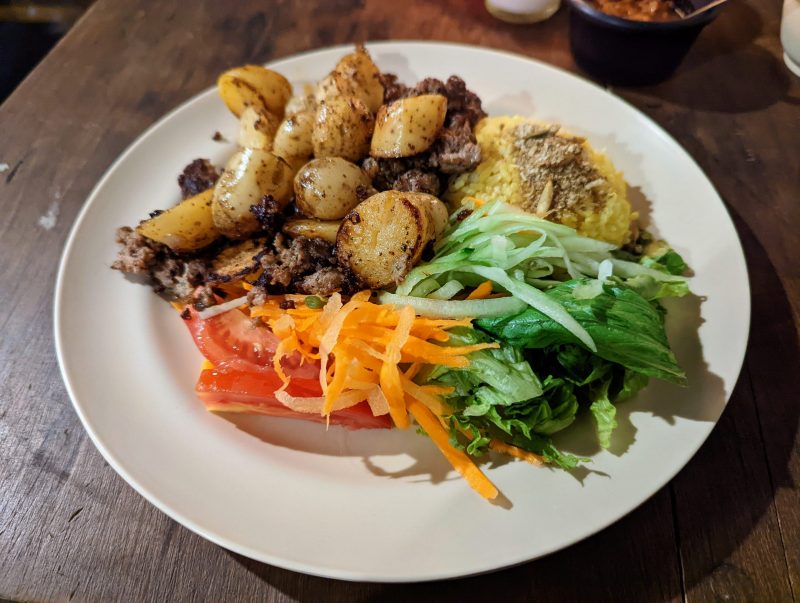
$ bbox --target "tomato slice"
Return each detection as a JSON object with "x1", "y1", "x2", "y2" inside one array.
[
  {"x1": 183, "y1": 307, "x2": 389, "y2": 429},
  {"x1": 181, "y1": 306, "x2": 316, "y2": 378},
  {"x1": 196, "y1": 363, "x2": 391, "y2": 430},
  {"x1": 182, "y1": 306, "x2": 280, "y2": 366}
]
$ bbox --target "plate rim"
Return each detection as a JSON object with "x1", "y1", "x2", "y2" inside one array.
[{"x1": 53, "y1": 40, "x2": 751, "y2": 582}]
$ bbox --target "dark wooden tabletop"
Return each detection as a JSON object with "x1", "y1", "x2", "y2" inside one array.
[{"x1": 1, "y1": 0, "x2": 798, "y2": 601}]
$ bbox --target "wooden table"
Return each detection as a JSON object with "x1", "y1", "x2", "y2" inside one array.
[{"x1": 1, "y1": 1, "x2": 798, "y2": 600}]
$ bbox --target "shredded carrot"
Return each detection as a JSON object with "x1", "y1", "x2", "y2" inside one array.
[
  {"x1": 407, "y1": 398, "x2": 498, "y2": 500},
  {"x1": 403, "y1": 363, "x2": 422, "y2": 380},
  {"x1": 377, "y1": 306, "x2": 414, "y2": 427},
  {"x1": 489, "y1": 440, "x2": 545, "y2": 466},
  {"x1": 241, "y1": 290, "x2": 535, "y2": 496},
  {"x1": 462, "y1": 196, "x2": 487, "y2": 207},
  {"x1": 467, "y1": 280, "x2": 493, "y2": 300},
  {"x1": 401, "y1": 376, "x2": 452, "y2": 416}
]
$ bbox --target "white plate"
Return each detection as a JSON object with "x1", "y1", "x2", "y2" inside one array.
[{"x1": 55, "y1": 42, "x2": 750, "y2": 582}]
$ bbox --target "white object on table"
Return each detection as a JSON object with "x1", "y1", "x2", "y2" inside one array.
[
  {"x1": 782, "y1": 0, "x2": 800, "y2": 76},
  {"x1": 485, "y1": 0, "x2": 561, "y2": 23}
]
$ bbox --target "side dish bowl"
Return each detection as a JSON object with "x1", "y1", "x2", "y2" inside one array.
[{"x1": 566, "y1": 0, "x2": 719, "y2": 85}]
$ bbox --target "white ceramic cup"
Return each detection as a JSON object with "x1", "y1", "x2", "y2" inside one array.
[
  {"x1": 485, "y1": 0, "x2": 562, "y2": 23},
  {"x1": 782, "y1": 0, "x2": 800, "y2": 76}
]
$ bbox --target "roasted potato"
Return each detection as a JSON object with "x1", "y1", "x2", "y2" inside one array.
[
  {"x1": 136, "y1": 189, "x2": 219, "y2": 251},
  {"x1": 370, "y1": 94, "x2": 447, "y2": 158},
  {"x1": 312, "y1": 96, "x2": 374, "y2": 161},
  {"x1": 315, "y1": 46, "x2": 384, "y2": 113},
  {"x1": 217, "y1": 65, "x2": 292, "y2": 118},
  {"x1": 294, "y1": 157, "x2": 371, "y2": 220},
  {"x1": 282, "y1": 218, "x2": 341, "y2": 244},
  {"x1": 212, "y1": 148, "x2": 293, "y2": 239},
  {"x1": 237, "y1": 106, "x2": 280, "y2": 150},
  {"x1": 336, "y1": 191, "x2": 445, "y2": 289},
  {"x1": 272, "y1": 109, "x2": 314, "y2": 162},
  {"x1": 334, "y1": 46, "x2": 384, "y2": 113},
  {"x1": 284, "y1": 85, "x2": 316, "y2": 115},
  {"x1": 413, "y1": 193, "x2": 449, "y2": 238},
  {"x1": 207, "y1": 238, "x2": 266, "y2": 283},
  {"x1": 314, "y1": 72, "x2": 356, "y2": 106}
]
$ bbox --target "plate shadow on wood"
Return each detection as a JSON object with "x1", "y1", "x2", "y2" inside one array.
[
  {"x1": 664, "y1": 204, "x2": 800, "y2": 599},
  {"x1": 226, "y1": 484, "x2": 685, "y2": 602}
]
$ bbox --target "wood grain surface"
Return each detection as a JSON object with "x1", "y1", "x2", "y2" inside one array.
[{"x1": 1, "y1": 0, "x2": 798, "y2": 601}]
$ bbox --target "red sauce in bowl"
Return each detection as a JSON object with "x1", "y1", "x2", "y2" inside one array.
[{"x1": 588, "y1": 0, "x2": 680, "y2": 22}]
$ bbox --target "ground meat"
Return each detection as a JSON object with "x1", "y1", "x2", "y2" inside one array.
[
  {"x1": 248, "y1": 265, "x2": 354, "y2": 302},
  {"x1": 177, "y1": 158, "x2": 220, "y2": 199},
  {"x1": 295, "y1": 267, "x2": 346, "y2": 296},
  {"x1": 112, "y1": 226, "x2": 209, "y2": 301},
  {"x1": 246, "y1": 286, "x2": 268, "y2": 307},
  {"x1": 361, "y1": 155, "x2": 438, "y2": 193},
  {"x1": 249, "y1": 194, "x2": 283, "y2": 236},
  {"x1": 256, "y1": 236, "x2": 335, "y2": 288},
  {"x1": 410, "y1": 77, "x2": 448, "y2": 98},
  {"x1": 111, "y1": 227, "x2": 158, "y2": 273},
  {"x1": 361, "y1": 156, "x2": 408, "y2": 190},
  {"x1": 191, "y1": 285, "x2": 216, "y2": 310},
  {"x1": 149, "y1": 256, "x2": 208, "y2": 300},
  {"x1": 380, "y1": 72, "x2": 410, "y2": 104},
  {"x1": 443, "y1": 76, "x2": 485, "y2": 128},
  {"x1": 456, "y1": 208, "x2": 473, "y2": 222},
  {"x1": 428, "y1": 117, "x2": 482, "y2": 174},
  {"x1": 393, "y1": 169, "x2": 441, "y2": 195}
]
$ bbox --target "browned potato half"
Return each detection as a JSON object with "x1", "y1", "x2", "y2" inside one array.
[
  {"x1": 315, "y1": 47, "x2": 384, "y2": 113},
  {"x1": 272, "y1": 109, "x2": 314, "y2": 162},
  {"x1": 294, "y1": 157, "x2": 371, "y2": 220},
  {"x1": 312, "y1": 96, "x2": 374, "y2": 162},
  {"x1": 136, "y1": 189, "x2": 219, "y2": 252},
  {"x1": 370, "y1": 94, "x2": 447, "y2": 158},
  {"x1": 207, "y1": 238, "x2": 266, "y2": 283},
  {"x1": 314, "y1": 72, "x2": 358, "y2": 106},
  {"x1": 212, "y1": 148, "x2": 293, "y2": 239},
  {"x1": 333, "y1": 46, "x2": 384, "y2": 113},
  {"x1": 282, "y1": 218, "x2": 341, "y2": 244},
  {"x1": 412, "y1": 193, "x2": 449, "y2": 238},
  {"x1": 237, "y1": 106, "x2": 280, "y2": 150},
  {"x1": 217, "y1": 65, "x2": 292, "y2": 118},
  {"x1": 336, "y1": 191, "x2": 439, "y2": 289},
  {"x1": 285, "y1": 91, "x2": 314, "y2": 116}
]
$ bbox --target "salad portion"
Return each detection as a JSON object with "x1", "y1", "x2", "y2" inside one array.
[{"x1": 112, "y1": 46, "x2": 689, "y2": 500}]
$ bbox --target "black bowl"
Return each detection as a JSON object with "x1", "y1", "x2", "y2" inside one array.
[{"x1": 566, "y1": 0, "x2": 719, "y2": 86}]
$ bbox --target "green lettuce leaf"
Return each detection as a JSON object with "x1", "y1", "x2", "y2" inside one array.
[
  {"x1": 477, "y1": 279, "x2": 687, "y2": 385},
  {"x1": 642, "y1": 245, "x2": 688, "y2": 276},
  {"x1": 616, "y1": 369, "x2": 650, "y2": 403},
  {"x1": 623, "y1": 274, "x2": 690, "y2": 301},
  {"x1": 427, "y1": 327, "x2": 543, "y2": 404},
  {"x1": 589, "y1": 379, "x2": 617, "y2": 449}
]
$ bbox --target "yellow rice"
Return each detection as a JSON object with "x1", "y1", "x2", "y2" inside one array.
[{"x1": 445, "y1": 116, "x2": 635, "y2": 246}]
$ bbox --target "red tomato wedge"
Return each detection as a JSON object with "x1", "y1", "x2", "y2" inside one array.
[
  {"x1": 181, "y1": 306, "x2": 316, "y2": 379},
  {"x1": 183, "y1": 307, "x2": 389, "y2": 428},
  {"x1": 196, "y1": 363, "x2": 391, "y2": 430}
]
